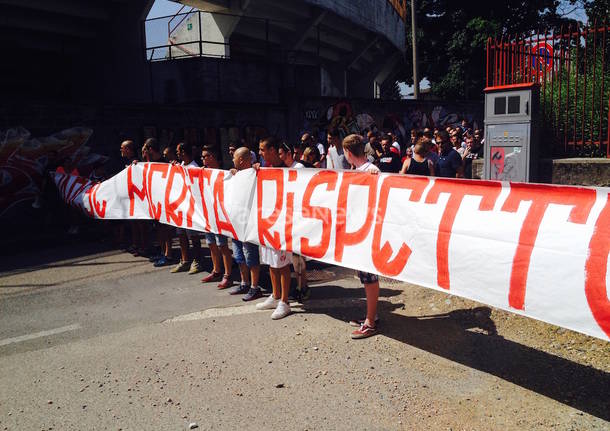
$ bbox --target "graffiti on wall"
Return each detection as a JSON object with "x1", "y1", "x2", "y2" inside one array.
[
  {"x1": 0, "y1": 127, "x2": 107, "y2": 218},
  {"x1": 300, "y1": 99, "x2": 482, "y2": 145}
]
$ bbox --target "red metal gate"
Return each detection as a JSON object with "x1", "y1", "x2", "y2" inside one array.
[{"x1": 486, "y1": 22, "x2": 610, "y2": 158}]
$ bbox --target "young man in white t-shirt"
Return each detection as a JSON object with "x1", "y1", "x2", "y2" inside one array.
[
  {"x1": 278, "y1": 142, "x2": 304, "y2": 169},
  {"x1": 255, "y1": 137, "x2": 293, "y2": 319},
  {"x1": 342, "y1": 134, "x2": 380, "y2": 339}
]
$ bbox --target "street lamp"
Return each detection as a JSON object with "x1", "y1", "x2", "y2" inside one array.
[{"x1": 411, "y1": 0, "x2": 419, "y2": 99}]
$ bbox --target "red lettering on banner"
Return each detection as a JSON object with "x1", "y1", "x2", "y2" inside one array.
[
  {"x1": 127, "y1": 165, "x2": 148, "y2": 217},
  {"x1": 184, "y1": 167, "x2": 199, "y2": 228},
  {"x1": 585, "y1": 194, "x2": 610, "y2": 338},
  {"x1": 284, "y1": 169, "x2": 298, "y2": 251},
  {"x1": 335, "y1": 172, "x2": 379, "y2": 262},
  {"x1": 285, "y1": 191, "x2": 295, "y2": 251},
  {"x1": 147, "y1": 163, "x2": 169, "y2": 220},
  {"x1": 300, "y1": 171, "x2": 338, "y2": 258},
  {"x1": 164, "y1": 164, "x2": 187, "y2": 226},
  {"x1": 83, "y1": 185, "x2": 95, "y2": 217},
  {"x1": 501, "y1": 183, "x2": 595, "y2": 310},
  {"x1": 425, "y1": 179, "x2": 502, "y2": 290},
  {"x1": 90, "y1": 183, "x2": 107, "y2": 218},
  {"x1": 373, "y1": 176, "x2": 430, "y2": 276},
  {"x1": 213, "y1": 171, "x2": 238, "y2": 239},
  {"x1": 198, "y1": 169, "x2": 213, "y2": 231},
  {"x1": 257, "y1": 169, "x2": 284, "y2": 249}
]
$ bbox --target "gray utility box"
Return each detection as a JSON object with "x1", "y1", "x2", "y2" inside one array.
[{"x1": 483, "y1": 84, "x2": 540, "y2": 182}]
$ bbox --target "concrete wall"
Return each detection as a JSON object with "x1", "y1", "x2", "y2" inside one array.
[
  {"x1": 149, "y1": 56, "x2": 321, "y2": 104},
  {"x1": 540, "y1": 158, "x2": 610, "y2": 187},
  {"x1": 305, "y1": 0, "x2": 406, "y2": 53},
  {"x1": 471, "y1": 157, "x2": 610, "y2": 186}
]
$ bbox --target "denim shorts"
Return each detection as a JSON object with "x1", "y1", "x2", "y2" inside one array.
[
  {"x1": 357, "y1": 271, "x2": 378, "y2": 284},
  {"x1": 204, "y1": 232, "x2": 228, "y2": 246},
  {"x1": 232, "y1": 239, "x2": 260, "y2": 267}
]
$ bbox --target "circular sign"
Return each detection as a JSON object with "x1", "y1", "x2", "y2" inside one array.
[{"x1": 531, "y1": 42, "x2": 553, "y2": 78}]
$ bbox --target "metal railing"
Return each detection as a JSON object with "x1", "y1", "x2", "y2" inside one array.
[
  {"x1": 486, "y1": 22, "x2": 610, "y2": 157},
  {"x1": 144, "y1": 9, "x2": 326, "y2": 64},
  {"x1": 168, "y1": 5, "x2": 195, "y2": 38}
]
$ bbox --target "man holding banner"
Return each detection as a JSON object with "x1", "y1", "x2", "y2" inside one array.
[
  {"x1": 255, "y1": 137, "x2": 293, "y2": 320},
  {"x1": 50, "y1": 135, "x2": 610, "y2": 343},
  {"x1": 228, "y1": 147, "x2": 263, "y2": 301},
  {"x1": 342, "y1": 134, "x2": 381, "y2": 339}
]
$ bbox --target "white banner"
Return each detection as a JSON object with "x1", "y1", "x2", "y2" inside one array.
[{"x1": 53, "y1": 163, "x2": 610, "y2": 341}]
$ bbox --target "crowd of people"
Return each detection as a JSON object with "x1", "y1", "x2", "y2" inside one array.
[{"x1": 100, "y1": 120, "x2": 484, "y2": 340}]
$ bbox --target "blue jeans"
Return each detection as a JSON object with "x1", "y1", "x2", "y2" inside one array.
[{"x1": 232, "y1": 239, "x2": 259, "y2": 267}]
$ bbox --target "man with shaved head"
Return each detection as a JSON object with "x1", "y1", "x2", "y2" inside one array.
[
  {"x1": 228, "y1": 147, "x2": 262, "y2": 301},
  {"x1": 120, "y1": 140, "x2": 136, "y2": 162}
]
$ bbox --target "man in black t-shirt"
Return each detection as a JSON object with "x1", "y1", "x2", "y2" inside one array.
[
  {"x1": 377, "y1": 135, "x2": 401, "y2": 173},
  {"x1": 462, "y1": 133, "x2": 484, "y2": 179}
]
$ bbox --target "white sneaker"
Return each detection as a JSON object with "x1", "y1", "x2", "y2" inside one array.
[
  {"x1": 271, "y1": 301, "x2": 291, "y2": 320},
  {"x1": 256, "y1": 295, "x2": 279, "y2": 310}
]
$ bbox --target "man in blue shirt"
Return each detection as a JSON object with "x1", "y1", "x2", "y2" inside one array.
[{"x1": 435, "y1": 130, "x2": 463, "y2": 178}]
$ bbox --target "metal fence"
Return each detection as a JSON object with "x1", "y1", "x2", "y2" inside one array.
[{"x1": 486, "y1": 22, "x2": 610, "y2": 157}]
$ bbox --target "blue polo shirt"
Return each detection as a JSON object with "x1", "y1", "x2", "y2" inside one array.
[{"x1": 437, "y1": 149, "x2": 462, "y2": 178}]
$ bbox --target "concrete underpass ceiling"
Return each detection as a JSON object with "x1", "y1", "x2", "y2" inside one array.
[
  {"x1": 170, "y1": 0, "x2": 403, "y2": 73},
  {"x1": 0, "y1": 0, "x2": 154, "y2": 53}
]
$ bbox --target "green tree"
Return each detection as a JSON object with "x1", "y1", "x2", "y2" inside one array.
[{"x1": 405, "y1": 0, "x2": 578, "y2": 99}]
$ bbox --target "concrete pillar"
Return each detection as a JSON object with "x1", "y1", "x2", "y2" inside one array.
[
  {"x1": 201, "y1": 12, "x2": 238, "y2": 57},
  {"x1": 103, "y1": 0, "x2": 154, "y2": 104},
  {"x1": 170, "y1": 11, "x2": 240, "y2": 59}
]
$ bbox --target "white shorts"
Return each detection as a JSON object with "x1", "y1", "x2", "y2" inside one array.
[{"x1": 259, "y1": 246, "x2": 292, "y2": 269}]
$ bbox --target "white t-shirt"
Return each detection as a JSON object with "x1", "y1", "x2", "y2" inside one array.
[
  {"x1": 182, "y1": 160, "x2": 199, "y2": 168},
  {"x1": 316, "y1": 143, "x2": 325, "y2": 155},
  {"x1": 291, "y1": 161, "x2": 305, "y2": 168},
  {"x1": 356, "y1": 161, "x2": 380, "y2": 174},
  {"x1": 392, "y1": 141, "x2": 401, "y2": 154}
]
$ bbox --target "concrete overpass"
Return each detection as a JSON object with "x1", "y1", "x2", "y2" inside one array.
[{"x1": 162, "y1": 0, "x2": 406, "y2": 98}]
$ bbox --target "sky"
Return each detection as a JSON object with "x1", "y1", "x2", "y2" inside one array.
[{"x1": 147, "y1": 0, "x2": 182, "y2": 19}]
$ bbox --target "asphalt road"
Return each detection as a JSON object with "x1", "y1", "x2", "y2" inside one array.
[{"x1": 0, "y1": 241, "x2": 609, "y2": 430}]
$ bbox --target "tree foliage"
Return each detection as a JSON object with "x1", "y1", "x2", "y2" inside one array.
[
  {"x1": 405, "y1": 0, "x2": 582, "y2": 99},
  {"x1": 568, "y1": 0, "x2": 610, "y2": 22}
]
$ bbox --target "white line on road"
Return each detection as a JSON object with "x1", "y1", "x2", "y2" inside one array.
[
  {"x1": 0, "y1": 324, "x2": 81, "y2": 347},
  {"x1": 165, "y1": 298, "x2": 366, "y2": 323}
]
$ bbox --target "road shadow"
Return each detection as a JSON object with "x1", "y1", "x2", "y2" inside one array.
[{"x1": 305, "y1": 293, "x2": 609, "y2": 421}]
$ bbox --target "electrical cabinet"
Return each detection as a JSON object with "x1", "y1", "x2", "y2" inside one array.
[{"x1": 484, "y1": 84, "x2": 540, "y2": 182}]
